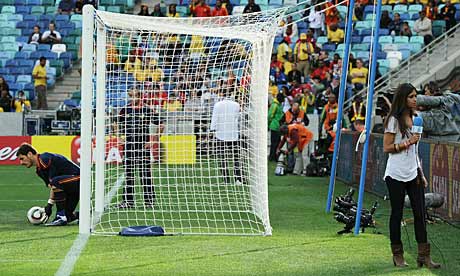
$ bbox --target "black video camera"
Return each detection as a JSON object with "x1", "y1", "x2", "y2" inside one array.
[{"x1": 333, "y1": 188, "x2": 378, "y2": 234}]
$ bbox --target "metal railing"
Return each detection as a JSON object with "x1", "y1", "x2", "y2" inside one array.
[{"x1": 343, "y1": 21, "x2": 460, "y2": 112}]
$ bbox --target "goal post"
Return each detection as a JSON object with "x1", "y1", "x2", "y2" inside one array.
[{"x1": 80, "y1": 5, "x2": 286, "y2": 236}]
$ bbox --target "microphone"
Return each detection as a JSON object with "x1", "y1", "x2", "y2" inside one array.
[{"x1": 412, "y1": 116, "x2": 423, "y2": 135}]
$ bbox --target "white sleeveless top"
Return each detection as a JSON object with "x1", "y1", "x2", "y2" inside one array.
[{"x1": 383, "y1": 116, "x2": 418, "y2": 182}]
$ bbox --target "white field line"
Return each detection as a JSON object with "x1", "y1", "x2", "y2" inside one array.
[{"x1": 54, "y1": 175, "x2": 124, "y2": 276}]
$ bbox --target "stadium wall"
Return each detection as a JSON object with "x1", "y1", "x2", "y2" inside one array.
[{"x1": 337, "y1": 132, "x2": 460, "y2": 222}]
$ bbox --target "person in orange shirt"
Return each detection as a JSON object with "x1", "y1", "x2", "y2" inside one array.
[
  {"x1": 321, "y1": 93, "x2": 338, "y2": 132},
  {"x1": 212, "y1": 0, "x2": 228, "y2": 16},
  {"x1": 277, "y1": 123, "x2": 314, "y2": 174},
  {"x1": 190, "y1": 0, "x2": 211, "y2": 17},
  {"x1": 324, "y1": 1, "x2": 340, "y2": 28}
]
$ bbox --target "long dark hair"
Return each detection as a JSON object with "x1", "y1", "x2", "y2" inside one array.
[{"x1": 384, "y1": 83, "x2": 416, "y2": 137}]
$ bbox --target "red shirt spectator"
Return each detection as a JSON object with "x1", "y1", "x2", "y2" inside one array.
[
  {"x1": 212, "y1": 0, "x2": 228, "y2": 16},
  {"x1": 310, "y1": 61, "x2": 329, "y2": 81},
  {"x1": 290, "y1": 84, "x2": 303, "y2": 98},
  {"x1": 191, "y1": 0, "x2": 211, "y2": 17}
]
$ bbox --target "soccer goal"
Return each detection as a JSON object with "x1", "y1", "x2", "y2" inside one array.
[{"x1": 79, "y1": 5, "x2": 286, "y2": 235}]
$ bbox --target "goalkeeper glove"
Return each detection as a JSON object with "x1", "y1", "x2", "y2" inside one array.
[{"x1": 44, "y1": 203, "x2": 53, "y2": 217}]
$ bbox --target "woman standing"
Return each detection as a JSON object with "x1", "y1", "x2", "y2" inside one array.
[{"x1": 383, "y1": 83, "x2": 440, "y2": 269}]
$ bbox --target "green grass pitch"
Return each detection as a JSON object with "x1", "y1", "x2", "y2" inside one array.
[{"x1": 0, "y1": 164, "x2": 459, "y2": 276}]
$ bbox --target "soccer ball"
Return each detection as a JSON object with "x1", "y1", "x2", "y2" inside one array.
[{"x1": 27, "y1": 206, "x2": 49, "y2": 225}]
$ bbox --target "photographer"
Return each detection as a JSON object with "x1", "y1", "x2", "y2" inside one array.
[{"x1": 13, "y1": 91, "x2": 31, "y2": 112}]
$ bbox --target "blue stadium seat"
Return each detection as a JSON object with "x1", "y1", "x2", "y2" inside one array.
[
  {"x1": 9, "y1": 67, "x2": 24, "y2": 75},
  {"x1": 30, "y1": 50, "x2": 47, "y2": 60},
  {"x1": 5, "y1": 59, "x2": 19, "y2": 68},
  {"x1": 1, "y1": 36, "x2": 16, "y2": 43},
  {"x1": 379, "y1": 28, "x2": 390, "y2": 36},
  {"x1": 409, "y1": 42, "x2": 422, "y2": 53},
  {"x1": 47, "y1": 66, "x2": 56, "y2": 76},
  {"x1": 15, "y1": 51, "x2": 29, "y2": 59},
  {"x1": 322, "y1": 43, "x2": 336, "y2": 52},
  {"x1": 399, "y1": 13, "x2": 410, "y2": 21},
  {"x1": 376, "y1": 51, "x2": 386, "y2": 59},
  {"x1": 24, "y1": 83, "x2": 35, "y2": 92},
  {"x1": 398, "y1": 43, "x2": 411, "y2": 51},
  {"x1": 360, "y1": 28, "x2": 372, "y2": 36},
  {"x1": 0, "y1": 21, "x2": 16, "y2": 28},
  {"x1": 316, "y1": 36, "x2": 328, "y2": 44},
  {"x1": 16, "y1": 36, "x2": 28, "y2": 44},
  {"x1": 352, "y1": 43, "x2": 370, "y2": 51},
  {"x1": 410, "y1": 36, "x2": 424, "y2": 44},
  {"x1": 30, "y1": 6, "x2": 45, "y2": 15},
  {"x1": 42, "y1": 51, "x2": 58, "y2": 60},
  {"x1": 393, "y1": 4, "x2": 407, "y2": 13},
  {"x1": 378, "y1": 35, "x2": 393, "y2": 44},
  {"x1": 2, "y1": 41, "x2": 19, "y2": 52},
  {"x1": 15, "y1": 6, "x2": 31, "y2": 14},
  {"x1": 16, "y1": 21, "x2": 28, "y2": 29},
  {"x1": 14, "y1": 0, "x2": 26, "y2": 5},
  {"x1": 269, "y1": 0, "x2": 283, "y2": 5},
  {"x1": 27, "y1": 0, "x2": 42, "y2": 5},
  {"x1": 60, "y1": 29, "x2": 71, "y2": 36},
  {"x1": 4, "y1": 75, "x2": 15, "y2": 83},
  {"x1": 40, "y1": 14, "x2": 54, "y2": 21},
  {"x1": 8, "y1": 14, "x2": 23, "y2": 22},
  {"x1": 16, "y1": 74, "x2": 32, "y2": 83},
  {"x1": 55, "y1": 14, "x2": 70, "y2": 22},
  {"x1": 38, "y1": 44, "x2": 51, "y2": 51},
  {"x1": 0, "y1": 52, "x2": 14, "y2": 59},
  {"x1": 382, "y1": 43, "x2": 398, "y2": 52},
  {"x1": 364, "y1": 5, "x2": 375, "y2": 15},
  {"x1": 21, "y1": 44, "x2": 36, "y2": 52},
  {"x1": 355, "y1": 21, "x2": 372, "y2": 30},
  {"x1": 23, "y1": 14, "x2": 39, "y2": 22},
  {"x1": 0, "y1": 68, "x2": 9, "y2": 75},
  {"x1": 19, "y1": 59, "x2": 34, "y2": 68},
  {"x1": 362, "y1": 36, "x2": 372, "y2": 44},
  {"x1": 356, "y1": 51, "x2": 369, "y2": 61},
  {"x1": 408, "y1": 4, "x2": 422, "y2": 12},
  {"x1": 411, "y1": 13, "x2": 420, "y2": 20},
  {"x1": 9, "y1": 83, "x2": 24, "y2": 92},
  {"x1": 400, "y1": 49, "x2": 411, "y2": 60},
  {"x1": 381, "y1": 5, "x2": 392, "y2": 12},
  {"x1": 351, "y1": 36, "x2": 361, "y2": 43},
  {"x1": 1, "y1": 6, "x2": 16, "y2": 14},
  {"x1": 394, "y1": 36, "x2": 409, "y2": 44}
]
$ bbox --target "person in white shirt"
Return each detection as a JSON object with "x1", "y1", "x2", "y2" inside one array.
[
  {"x1": 210, "y1": 91, "x2": 243, "y2": 185},
  {"x1": 28, "y1": 25, "x2": 42, "y2": 45},
  {"x1": 413, "y1": 10, "x2": 433, "y2": 45},
  {"x1": 383, "y1": 83, "x2": 440, "y2": 269},
  {"x1": 41, "y1": 22, "x2": 62, "y2": 45},
  {"x1": 308, "y1": 5, "x2": 324, "y2": 38}
]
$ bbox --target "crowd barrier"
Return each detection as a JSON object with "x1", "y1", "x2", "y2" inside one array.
[{"x1": 337, "y1": 132, "x2": 460, "y2": 221}]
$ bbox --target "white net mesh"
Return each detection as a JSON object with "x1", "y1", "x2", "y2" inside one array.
[{"x1": 85, "y1": 8, "x2": 285, "y2": 235}]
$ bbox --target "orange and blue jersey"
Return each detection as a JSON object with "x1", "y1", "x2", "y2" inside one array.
[{"x1": 36, "y1": 152, "x2": 80, "y2": 188}]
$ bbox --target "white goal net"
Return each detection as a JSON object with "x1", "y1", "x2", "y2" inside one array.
[{"x1": 80, "y1": 5, "x2": 286, "y2": 235}]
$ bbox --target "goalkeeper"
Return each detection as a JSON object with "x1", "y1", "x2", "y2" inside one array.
[
  {"x1": 117, "y1": 88, "x2": 163, "y2": 208},
  {"x1": 17, "y1": 143, "x2": 80, "y2": 226}
]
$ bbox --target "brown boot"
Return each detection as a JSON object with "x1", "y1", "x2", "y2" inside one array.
[
  {"x1": 391, "y1": 243, "x2": 408, "y2": 267},
  {"x1": 417, "y1": 243, "x2": 441, "y2": 269}
]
